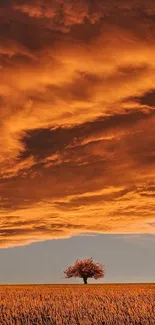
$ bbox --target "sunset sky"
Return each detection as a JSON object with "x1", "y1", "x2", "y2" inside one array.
[{"x1": 0, "y1": 0, "x2": 155, "y2": 283}]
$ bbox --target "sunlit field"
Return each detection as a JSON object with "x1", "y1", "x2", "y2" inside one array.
[{"x1": 0, "y1": 284, "x2": 154, "y2": 324}]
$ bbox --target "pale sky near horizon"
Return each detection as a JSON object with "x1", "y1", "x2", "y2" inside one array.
[{"x1": 0, "y1": 234, "x2": 154, "y2": 284}]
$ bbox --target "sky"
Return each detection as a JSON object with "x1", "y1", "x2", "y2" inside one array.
[
  {"x1": 0, "y1": 0, "x2": 155, "y2": 282},
  {"x1": 0, "y1": 235, "x2": 155, "y2": 284}
]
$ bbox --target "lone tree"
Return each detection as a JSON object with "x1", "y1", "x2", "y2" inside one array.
[{"x1": 64, "y1": 258, "x2": 104, "y2": 284}]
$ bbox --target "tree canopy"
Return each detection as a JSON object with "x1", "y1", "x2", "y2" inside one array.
[{"x1": 64, "y1": 258, "x2": 104, "y2": 284}]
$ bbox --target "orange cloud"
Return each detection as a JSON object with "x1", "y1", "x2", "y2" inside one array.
[{"x1": 0, "y1": 0, "x2": 155, "y2": 246}]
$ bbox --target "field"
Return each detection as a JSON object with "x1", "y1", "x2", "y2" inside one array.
[{"x1": 0, "y1": 284, "x2": 154, "y2": 324}]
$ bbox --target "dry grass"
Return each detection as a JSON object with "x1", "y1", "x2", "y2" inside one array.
[{"x1": 0, "y1": 284, "x2": 154, "y2": 324}]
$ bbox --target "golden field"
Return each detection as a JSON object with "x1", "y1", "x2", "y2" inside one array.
[{"x1": 0, "y1": 284, "x2": 154, "y2": 324}]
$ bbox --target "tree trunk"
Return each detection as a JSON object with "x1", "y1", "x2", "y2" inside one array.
[{"x1": 83, "y1": 277, "x2": 88, "y2": 284}]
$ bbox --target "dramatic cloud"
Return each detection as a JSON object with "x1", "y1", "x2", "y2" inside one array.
[{"x1": 0, "y1": 0, "x2": 155, "y2": 247}]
